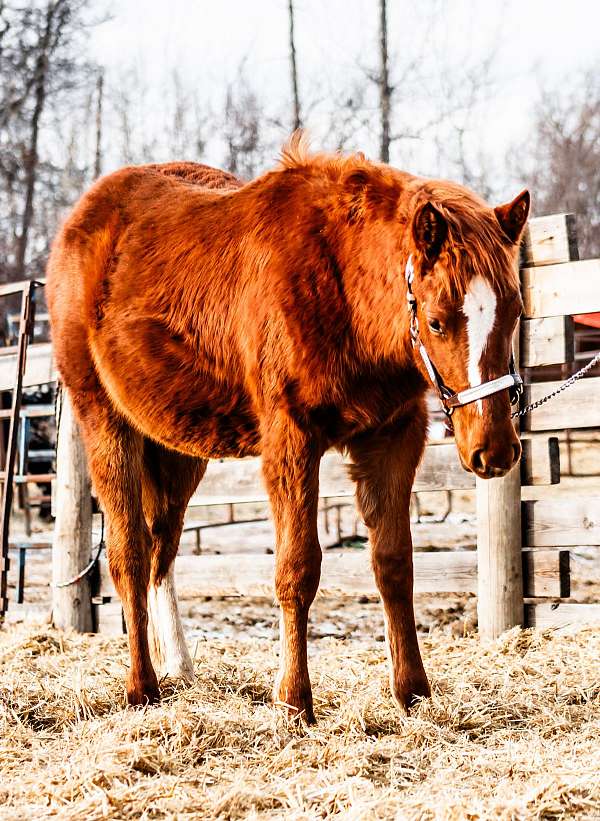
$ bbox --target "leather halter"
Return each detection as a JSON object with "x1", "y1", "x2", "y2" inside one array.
[{"x1": 405, "y1": 255, "x2": 523, "y2": 422}]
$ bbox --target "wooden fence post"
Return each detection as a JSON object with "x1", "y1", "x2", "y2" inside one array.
[
  {"x1": 476, "y1": 465, "x2": 524, "y2": 638},
  {"x1": 52, "y1": 389, "x2": 93, "y2": 632},
  {"x1": 476, "y1": 276, "x2": 524, "y2": 638},
  {"x1": 477, "y1": 213, "x2": 579, "y2": 638}
]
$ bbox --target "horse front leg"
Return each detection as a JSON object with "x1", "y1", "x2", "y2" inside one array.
[
  {"x1": 348, "y1": 412, "x2": 431, "y2": 711},
  {"x1": 262, "y1": 414, "x2": 322, "y2": 724}
]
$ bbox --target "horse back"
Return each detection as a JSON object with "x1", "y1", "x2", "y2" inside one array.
[
  {"x1": 46, "y1": 161, "x2": 245, "y2": 404},
  {"x1": 145, "y1": 162, "x2": 243, "y2": 191}
]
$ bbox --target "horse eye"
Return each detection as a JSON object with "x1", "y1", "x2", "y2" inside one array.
[{"x1": 428, "y1": 318, "x2": 444, "y2": 335}]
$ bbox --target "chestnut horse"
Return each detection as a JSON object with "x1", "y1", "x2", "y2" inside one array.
[{"x1": 47, "y1": 135, "x2": 529, "y2": 720}]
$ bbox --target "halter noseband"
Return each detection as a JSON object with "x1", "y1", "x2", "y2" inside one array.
[{"x1": 405, "y1": 255, "x2": 522, "y2": 424}]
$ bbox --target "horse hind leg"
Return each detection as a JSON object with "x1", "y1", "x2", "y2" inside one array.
[
  {"x1": 70, "y1": 388, "x2": 159, "y2": 705},
  {"x1": 147, "y1": 565, "x2": 192, "y2": 683},
  {"x1": 142, "y1": 440, "x2": 207, "y2": 684}
]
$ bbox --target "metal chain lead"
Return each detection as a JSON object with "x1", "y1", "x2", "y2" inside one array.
[{"x1": 512, "y1": 350, "x2": 600, "y2": 419}]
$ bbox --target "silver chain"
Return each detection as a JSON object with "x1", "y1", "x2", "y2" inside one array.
[{"x1": 512, "y1": 350, "x2": 600, "y2": 418}]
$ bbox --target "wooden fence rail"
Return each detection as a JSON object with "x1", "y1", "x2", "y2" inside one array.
[{"x1": 96, "y1": 548, "x2": 567, "y2": 604}]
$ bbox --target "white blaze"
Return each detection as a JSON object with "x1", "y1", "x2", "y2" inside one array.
[
  {"x1": 462, "y1": 276, "x2": 497, "y2": 414},
  {"x1": 147, "y1": 566, "x2": 195, "y2": 683}
]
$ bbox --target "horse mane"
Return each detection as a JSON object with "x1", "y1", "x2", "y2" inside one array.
[
  {"x1": 278, "y1": 131, "x2": 519, "y2": 300},
  {"x1": 411, "y1": 182, "x2": 519, "y2": 299},
  {"x1": 278, "y1": 129, "x2": 313, "y2": 168},
  {"x1": 278, "y1": 129, "x2": 369, "y2": 178}
]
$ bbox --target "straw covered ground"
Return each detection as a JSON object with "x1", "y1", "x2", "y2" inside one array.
[{"x1": 1, "y1": 625, "x2": 599, "y2": 820}]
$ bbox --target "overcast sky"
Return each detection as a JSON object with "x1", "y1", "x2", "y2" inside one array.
[{"x1": 85, "y1": 0, "x2": 599, "y2": 198}]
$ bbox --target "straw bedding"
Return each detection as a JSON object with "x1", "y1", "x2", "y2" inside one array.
[{"x1": 0, "y1": 625, "x2": 599, "y2": 820}]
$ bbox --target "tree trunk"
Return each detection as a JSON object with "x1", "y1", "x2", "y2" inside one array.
[
  {"x1": 14, "y1": 2, "x2": 55, "y2": 279},
  {"x1": 378, "y1": 0, "x2": 391, "y2": 163},
  {"x1": 288, "y1": 0, "x2": 302, "y2": 131},
  {"x1": 94, "y1": 70, "x2": 104, "y2": 179}
]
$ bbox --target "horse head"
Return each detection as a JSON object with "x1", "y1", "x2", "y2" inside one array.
[{"x1": 407, "y1": 187, "x2": 530, "y2": 479}]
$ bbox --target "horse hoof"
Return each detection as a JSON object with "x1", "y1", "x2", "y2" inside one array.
[
  {"x1": 126, "y1": 674, "x2": 161, "y2": 707},
  {"x1": 393, "y1": 675, "x2": 431, "y2": 713},
  {"x1": 158, "y1": 662, "x2": 196, "y2": 687},
  {"x1": 273, "y1": 679, "x2": 316, "y2": 724}
]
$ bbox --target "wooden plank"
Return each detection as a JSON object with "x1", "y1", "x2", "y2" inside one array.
[
  {"x1": 522, "y1": 549, "x2": 569, "y2": 598},
  {"x1": 93, "y1": 600, "x2": 124, "y2": 635},
  {"x1": 413, "y1": 444, "x2": 473, "y2": 491},
  {"x1": 520, "y1": 316, "x2": 574, "y2": 367},
  {"x1": 522, "y1": 377, "x2": 600, "y2": 431},
  {"x1": 0, "y1": 342, "x2": 55, "y2": 392},
  {"x1": 520, "y1": 437, "x2": 560, "y2": 486},
  {"x1": 99, "y1": 551, "x2": 478, "y2": 599},
  {"x1": 98, "y1": 548, "x2": 566, "y2": 600},
  {"x1": 525, "y1": 602, "x2": 600, "y2": 630},
  {"x1": 3, "y1": 602, "x2": 52, "y2": 624},
  {"x1": 191, "y1": 446, "x2": 479, "y2": 506},
  {"x1": 0, "y1": 473, "x2": 55, "y2": 484},
  {"x1": 9, "y1": 540, "x2": 52, "y2": 550},
  {"x1": 190, "y1": 438, "x2": 559, "y2": 508},
  {"x1": 522, "y1": 259, "x2": 600, "y2": 319},
  {"x1": 523, "y1": 497, "x2": 600, "y2": 547},
  {"x1": 522, "y1": 213, "x2": 578, "y2": 267}
]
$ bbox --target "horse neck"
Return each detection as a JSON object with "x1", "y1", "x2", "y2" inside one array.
[{"x1": 336, "y1": 220, "x2": 415, "y2": 368}]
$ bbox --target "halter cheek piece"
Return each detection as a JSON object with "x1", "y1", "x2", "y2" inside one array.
[{"x1": 405, "y1": 255, "x2": 523, "y2": 424}]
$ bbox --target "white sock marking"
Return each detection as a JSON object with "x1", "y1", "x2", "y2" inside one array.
[
  {"x1": 382, "y1": 610, "x2": 398, "y2": 703},
  {"x1": 462, "y1": 276, "x2": 497, "y2": 414},
  {"x1": 273, "y1": 612, "x2": 288, "y2": 703},
  {"x1": 147, "y1": 566, "x2": 194, "y2": 683}
]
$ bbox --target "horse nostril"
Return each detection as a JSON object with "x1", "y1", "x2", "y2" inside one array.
[{"x1": 471, "y1": 448, "x2": 484, "y2": 473}]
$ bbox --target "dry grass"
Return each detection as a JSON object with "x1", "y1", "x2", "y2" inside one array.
[{"x1": 1, "y1": 625, "x2": 599, "y2": 820}]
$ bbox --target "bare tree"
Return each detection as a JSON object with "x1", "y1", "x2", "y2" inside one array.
[
  {"x1": 110, "y1": 66, "x2": 207, "y2": 166},
  {"x1": 287, "y1": 0, "x2": 302, "y2": 131},
  {"x1": 378, "y1": 0, "x2": 391, "y2": 163},
  {"x1": 94, "y1": 69, "x2": 103, "y2": 179},
  {"x1": 15, "y1": 1, "x2": 58, "y2": 277},
  {"x1": 326, "y1": 81, "x2": 371, "y2": 152},
  {"x1": 0, "y1": 0, "x2": 99, "y2": 281},
  {"x1": 222, "y1": 71, "x2": 269, "y2": 179},
  {"x1": 355, "y1": 1, "x2": 503, "y2": 184},
  {"x1": 165, "y1": 69, "x2": 207, "y2": 160},
  {"x1": 515, "y1": 68, "x2": 600, "y2": 259},
  {"x1": 111, "y1": 66, "x2": 160, "y2": 165}
]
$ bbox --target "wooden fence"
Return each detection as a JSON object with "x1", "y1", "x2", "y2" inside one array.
[{"x1": 2, "y1": 212, "x2": 600, "y2": 637}]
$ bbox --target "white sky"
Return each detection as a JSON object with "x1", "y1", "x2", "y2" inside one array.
[{"x1": 85, "y1": 0, "x2": 600, "y2": 199}]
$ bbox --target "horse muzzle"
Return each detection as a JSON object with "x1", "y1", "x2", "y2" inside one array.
[{"x1": 466, "y1": 438, "x2": 521, "y2": 479}]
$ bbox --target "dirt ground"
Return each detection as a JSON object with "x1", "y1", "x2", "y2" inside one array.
[
  {"x1": 1, "y1": 625, "x2": 599, "y2": 820},
  {"x1": 1, "y1": 437, "x2": 599, "y2": 818}
]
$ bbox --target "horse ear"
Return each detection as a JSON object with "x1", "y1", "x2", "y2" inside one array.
[
  {"x1": 494, "y1": 190, "x2": 530, "y2": 243},
  {"x1": 412, "y1": 202, "x2": 447, "y2": 260}
]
